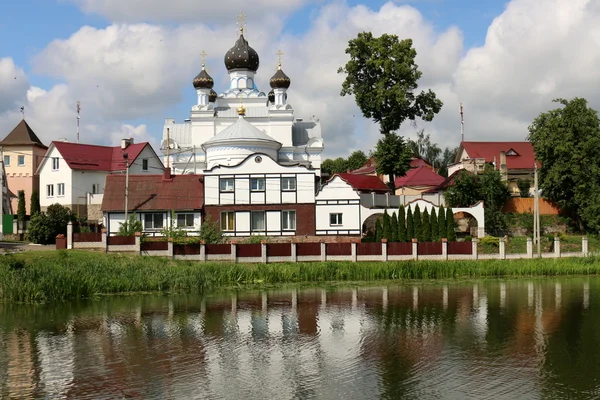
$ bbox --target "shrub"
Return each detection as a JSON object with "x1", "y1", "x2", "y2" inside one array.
[
  {"x1": 27, "y1": 204, "x2": 76, "y2": 244},
  {"x1": 17, "y1": 191, "x2": 26, "y2": 230},
  {"x1": 30, "y1": 189, "x2": 40, "y2": 216},
  {"x1": 398, "y1": 205, "x2": 406, "y2": 242},
  {"x1": 413, "y1": 205, "x2": 422, "y2": 241},
  {"x1": 199, "y1": 215, "x2": 224, "y2": 244},
  {"x1": 517, "y1": 179, "x2": 531, "y2": 198},
  {"x1": 465, "y1": 235, "x2": 472, "y2": 242},
  {"x1": 430, "y1": 208, "x2": 439, "y2": 242},
  {"x1": 382, "y1": 210, "x2": 392, "y2": 241},
  {"x1": 446, "y1": 207, "x2": 457, "y2": 241},
  {"x1": 406, "y1": 207, "x2": 414, "y2": 240},
  {"x1": 421, "y1": 208, "x2": 430, "y2": 242},
  {"x1": 118, "y1": 214, "x2": 143, "y2": 236},
  {"x1": 438, "y1": 205, "x2": 446, "y2": 239},
  {"x1": 240, "y1": 235, "x2": 266, "y2": 244}
]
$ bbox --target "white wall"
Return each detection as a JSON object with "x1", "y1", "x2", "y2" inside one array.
[
  {"x1": 71, "y1": 170, "x2": 109, "y2": 205},
  {"x1": 39, "y1": 146, "x2": 73, "y2": 208},
  {"x1": 105, "y1": 211, "x2": 201, "y2": 235},
  {"x1": 129, "y1": 145, "x2": 164, "y2": 174},
  {"x1": 315, "y1": 176, "x2": 361, "y2": 235},
  {"x1": 219, "y1": 210, "x2": 296, "y2": 237}
]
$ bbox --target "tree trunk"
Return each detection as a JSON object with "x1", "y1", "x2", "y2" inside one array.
[{"x1": 388, "y1": 173, "x2": 395, "y2": 193}]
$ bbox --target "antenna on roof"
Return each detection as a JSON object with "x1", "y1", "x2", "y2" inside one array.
[
  {"x1": 76, "y1": 101, "x2": 81, "y2": 143},
  {"x1": 460, "y1": 103, "x2": 464, "y2": 143},
  {"x1": 166, "y1": 128, "x2": 171, "y2": 169}
]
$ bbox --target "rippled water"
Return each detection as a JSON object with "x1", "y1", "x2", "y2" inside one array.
[{"x1": 1, "y1": 278, "x2": 600, "y2": 399}]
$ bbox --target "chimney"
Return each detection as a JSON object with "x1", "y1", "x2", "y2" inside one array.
[
  {"x1": 500, "y1": 151, "x2": 508, "y2": 181},
  {"x1": 163, "y1": 167, "x2": 171, "y2": 180},
  {"x1": 121, "y1": 138, "x2": 134, "y2": 150}
]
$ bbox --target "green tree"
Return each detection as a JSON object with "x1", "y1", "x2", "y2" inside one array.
[
  {"x1": 413, "y1": 205, "x2": 422, "y2": 241},
  {"x1": 382, "y1": 211, "x2": 392, "y2": 240},
  {"x1": 438, "y1": 205, "x2": 446, "y2": 239},
  {"x1": 17, "y1": 190, "x2": 26, "y2": 230},
  {"x1": 390, "y1": 212, "x2": 399, "y2": 242},
  {"x1": 375, "y1": 218, "x2": 383, "y2": 242},
  {"x1": 528, "y1": 97, "x2": 600, "y2": 232},
  {"x1": 398, "y1": 205, "x2": 406, "y2": 242},
  {"x1": 444, "y1": 170, "x2": 481, "y2": 207},
  {"x1": 373, "y1": 133, "x2": 412, "y2": 191},
  {"x1": 421, "y1": 208, "x2": 430, "y2": 242},
  {"x1": 517, "y1": 179, "x2": 531, "y2": 198},
  {"x1": 430, "y1": 208, "x2": 439, "y2": 242},
  {"x1": 446, "y1": 207, "x2": 457, "y2": 241},
  {"x1": 27, "y1": 213, "x2": 53, "y2": 244},
  {"x1": 346, "y1": 150, "x2": 368, "y2": 171},
  {"x1": 118, "y1": 214, "x2": 143, "y2": 236},
  {"x1": 27, "y1": 203, "x2": 76, "y2": 244},
  {"x1": 30, "y1": 189, "x2": 40, "y2": 216},
  {"x1": 406, "y1": 207, "x2": 414, "y2": 240},
  {"x1": 339, "y1": 32, "x2": 442, "y2": 188},
  {"x1": 321, "y1": 157, "x2": 349, "y2": 176},
  {"x1": 199, "y1": 214, "x2": 224, "y2": 244},
  {"x1": 407, "y1": 131, "x2": 458, "y2": 177}
]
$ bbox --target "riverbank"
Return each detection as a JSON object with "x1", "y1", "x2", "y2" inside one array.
[{"x1": 1, "y1": 251, "x2": 600, "y2": 303}]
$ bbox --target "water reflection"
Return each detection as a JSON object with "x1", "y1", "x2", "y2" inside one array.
[{"x1": 1, "y1": 278, "x2": 599, "y2": 399}]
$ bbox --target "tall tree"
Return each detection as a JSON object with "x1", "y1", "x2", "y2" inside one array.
[
  {"x1": 438, "y1": 205, "x2": 446, "y2": 239},
  {"x1": 421, "y1": 208, "x2": 431, "y2": 242},
  {"x1": 30, "y1": 189, "x2": 40, "y2": 216},
  {"x1": 430, "y1": 208, "x2": 439, "y2": 242},
  {"x1": 373, "y1": 133, "x2": 412, "y2": 191},
  {"x1": 398, "y1": 205, "x2": 406, "y2": 242},
  {"x1": 407, "y1": 130, "x2": 458, "y2": 177},
  {"x1": 339, "y1": 32, "x2": 443, "y2": 187},
  {"x1": 17, "y1": 191, "x2": 26, "y2": 230},
  {"x1": 413, "y1": 205, "x2": 422, "y2": 242},
  {"x1": 391, "y1": 212, "x2": 399, "y2": 242},
  {"x1": 406, "y1": 207, "x2": 414, "y2": 241},
  {"x1": 321, "y1": 157, "x2": 349, "y2": 176},
  {"x1": 528, "y1": 97, "x2": 600, "y2": 232},
  {"x1": 346, "y1": 150, "x2": 369, "y2": 171},
  {"x1": 446, "y1": 207, "x2": 457, "y2": 241}
]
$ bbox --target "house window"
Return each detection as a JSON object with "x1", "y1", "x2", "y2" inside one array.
[
  {"x1": 220, "y1": 178, "x2": 234, "y2": 192},
  {"x1": 144, "y1": 213, "x2": 164, "y2": 230},
  {"x1": 330, "y1": 213, "x2": 343, "y2": 226},
  {"x1": 281, "y1": 177, "x2": 296, "y2": 191},
  {"x1": 177, "y1": 213, "x2": 195, "y2": 228},
  {"x1": 52, "y1": 157, "x2": 59, "y2": 170},
  {"x1": 57, "y1": 183, "x2": 65, "y2": 196},
  {"x1": 251, "y1": 211, "x2": 265, "y2": 232},
  {"x1": 142, "y1": 159, "x2": 149, "y2": 171},
  {"x1": 92, "y1": 184, "x2": 100, "y2": 194},
  {"x1": 220, "y1": 211, "x2": 235, "y2": 231},
  {"x1": 3, "y1": 155, "x2": 9, "y2": 166},
  {"x1": 46, "y1": 184, "x2": 54, "y2": 197},
  {"x1": 282, "y1": 210, "x2": 296, "y2": 230},
  {"x1": 251, "y1": 178, "x2": 265, "y2": 192},
  {"x1": 18, "y1": 155, "x2": 25, "y2": 166}
]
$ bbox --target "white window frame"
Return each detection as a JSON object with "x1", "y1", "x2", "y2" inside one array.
[
  {"x1": 57, "y1": 183, "x2": 65, "y2": 197},
  {"x1": 52, "y1": 157, "x2": 59, "y2": 170},
  {"x1": 220, "y1": 178, "x2": 234, "y2": 192},
  {"x1": 176, "y1": 213, "x2": 195, "y2": 228},
  {"x1": 17, "y1": 155, "x2": 25, "y2": 166},
  {"x1": 3, "y1": 155, "x2": 9, "y2": 166},
  {"x1": 282, "y1": 210, "x2": 296, "y2": 231},
  {"x1": 250, "y1": 177, "x2": 265, "y2": 192},
  {"x1": 46, "y1": 184, "x2": 54, "y2": 198},
  {"x1": 142, "y1": 158, "x2": 149, "y2": 171},
  {"x1": 92, "y1": 183, "x2": 100, "y2": 194},
  {"x1": 220, "y1": 211, "x2": 235, "y2": 231},
  {"x1": 143, "y1": 213, "x2": 164, "y2": 230},
  {"x1": 281, "y1": 177, "x2": 296, "y2": 191},
  {"x1": 330, "y1": 213, "x2": 343, "y2": 226},
  {"x1": 251, "y1": 211, "x2": 266, "y2": 232}
]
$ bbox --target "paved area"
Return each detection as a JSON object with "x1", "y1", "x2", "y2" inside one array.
[{"x1": 0, "y1": 242, "x2": 56, "y2": 254}]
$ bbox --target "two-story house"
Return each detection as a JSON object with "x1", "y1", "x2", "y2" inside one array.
[
  {"x1": 0, "y1": 120, "x2": 48, "y2": 214},
  {"x1": 37, "y1": 139, "x2": 163, "y2": 222}
]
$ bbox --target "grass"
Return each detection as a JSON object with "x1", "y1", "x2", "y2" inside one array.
[{"x1": 1, "y1": 250, "x2": 600, "y2": 303}]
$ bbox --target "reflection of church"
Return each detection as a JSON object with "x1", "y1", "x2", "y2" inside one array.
[{"x1": 161, "y1": 23, "x2": 324, "y2": 174}]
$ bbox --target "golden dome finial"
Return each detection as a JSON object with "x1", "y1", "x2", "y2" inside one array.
[
  {"x1": 201, "y1": 50, "x2": 207, "y2": 69},
  {"x1": 276, "y1": 49, "x2": 283, "y2": 69},
  {"x1": 237, "y1": 103, "x2": 246, "y2": 116}
]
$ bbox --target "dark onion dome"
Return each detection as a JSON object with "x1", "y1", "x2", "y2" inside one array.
[
  {"x1": 209, "y1": 89, "x2": 218, "y2": 103},
  {"x1": 224, "y1": 34, "x2": 259, "y2": 72},
  {"x1": 268, "y1": 89, "x2": 275, "y2": 103},
  {"x1": 270, "y1": 65, "x2": 291, "y2": 89},
  {"x1": 192, "y1": 65, "x2": 214, "y2": 89}
]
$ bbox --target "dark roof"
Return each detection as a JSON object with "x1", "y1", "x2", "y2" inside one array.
[
  {"x1": 101, "y1": 173, "x2": 204, "y2": 212},
  {"x1": 460, "y1": 142, "x2": 539, "y2": 169},
  {"x1": 270, "y1": 67, "x2": 291, "y2": 89},
  {"x1": 209, "y1": 89, "x2": 218, "y2": 103},
  {"x1": 268, "y1": 90, "x2": 275, "y2": 104},
  {"x1": 192, "y1": 67, "x2": 214, "y2": 89},
  {"x1": 224, "y1": 34, "x2": 259, "y2": 72},
  {"x1": 395, "y1": 166, "x2": 445, "y2": 187},
  {"x1": 52, "y1": 141, "x2": 150, "y2": 172},
  {"x1": 0, "y1": 120, "x2": 47, "y2": 148},
  {"x1": 336, "y1": 173, "x2": 389, "y2": 193}
]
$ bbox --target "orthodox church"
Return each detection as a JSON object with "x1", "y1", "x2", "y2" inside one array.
[{"x1": 161, "y1": 25, "x2": 325, "y2": 174}]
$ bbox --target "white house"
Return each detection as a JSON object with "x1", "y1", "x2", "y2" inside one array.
[{"x1": 37, "y1": 139, "x2": 163, "y2": 222}]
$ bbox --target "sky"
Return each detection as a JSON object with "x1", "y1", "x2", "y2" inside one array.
[{"x1": 1, "y1": 0, "x2": 599, "y2": 157}]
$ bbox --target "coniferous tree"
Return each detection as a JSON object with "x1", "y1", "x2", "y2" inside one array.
[
  {"x1": 421, "y1": 208, "x2": 431, "y2": 242},
  {"x1": 17, "y1": 190, "x2": 26, "y2": 230},
  {"x1": 30, "y1": 189, "x2": 41, "y2": 216},
  {"x1": 382, "y1": 211, "x2": 392, "y2": 240},
  {"x1": 406, "y1": 207, "x2": 414, "y2": 241},
  {"x1": 375, "y1": 218, "x2": 383, "y2": 242},
  {"x1": 398, "y1": 205, "x2": 406, "y2": 242},
  {"x1": 438, "y1": 205, "x2": 446, "y2": 239},
  {"x1": 413, "y1": 204, "x2": 422, "y2": 241},
  {"x1": 446, "y1": 207, "x2": 457, "y2": 241},
  {"x1": 430, "y1": 207, "x2": 439, "y2": 242},
  {"x1": 391, "y1": 212, "x2": 399, "y2": 242}
]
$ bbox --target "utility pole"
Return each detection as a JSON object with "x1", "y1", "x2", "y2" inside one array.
[
  {"x1": 460, "y1": 103, "x2": 464, "y2": 143},
  {"x1": 123, "y1": 152, "x2": 129, "y2": 229},
  {"x1": 76, "y1": 101, "x2": 81, "y2": 143},
  {"x1": 534, "y1": 163, "x2": 541, "y2": 257}
]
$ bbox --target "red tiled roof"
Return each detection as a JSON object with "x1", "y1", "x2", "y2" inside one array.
[
  {"x1": 461, "y1": 142, "x2": 538, "y2": 169},
  {"x1": 409, "y1": 157, "x2": 432, "y2": 168},
  {"x1": 52, "y1": 141, "x2": 150, "y2": 172},
  {"x1": 101, "y1": 173, "x2": 204, "y2": 212},
  {"x1": 423, "y1": 169, "x2": 472, "y2": 193},
  {"x1": 395, "y1": 166, "x2": 445, "y2": 187},
  {"x1": 350, "y1": 156, "x2": 431, "y2": 175},
  {"x1": 336, "y1": 173, "x2": 389, "y2": 193}
]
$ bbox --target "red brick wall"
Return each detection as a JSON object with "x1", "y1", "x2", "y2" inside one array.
[{"x1": 204, "y1": 204, "x2": 316, "y2": 236}]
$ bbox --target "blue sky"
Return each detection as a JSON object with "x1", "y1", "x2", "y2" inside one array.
[{"x1": 1, "y1": 0, "x2": 597, "y2": 156}]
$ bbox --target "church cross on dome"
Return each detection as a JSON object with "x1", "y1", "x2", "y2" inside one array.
[
  {"x1": 276, "y1": 49, "x2": 284, "y2": 68},
  {"x1": 201, "y1": 50, "x2": 207, "y2": 68},
  {"x1": 236, "y1": 11, "x2": 247, "y2": 35}
]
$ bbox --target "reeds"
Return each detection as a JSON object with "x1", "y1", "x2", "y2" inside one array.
[{"x1": 1, "y1": 251, "x2": 599, "y2": 303}]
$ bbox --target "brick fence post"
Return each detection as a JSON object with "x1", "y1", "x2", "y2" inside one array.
[
  {"x1": 582, "y1": 236, "x2": 589, "y2": 257},
  {"x1": 261, "y1": 240, "x2": 268, "y2": 264},
  {"x1": 554, "y1": 236, "x2": 561, "y2": 258},
  {"x1": 381, "y1": 239, "x2": 388, "y2": 262},
  {"x1": 135, "y1": 232, "x2": 142, "y2": 255},
  {"x1": 200, "y1": 240, "x2": 206, "y2": 262},
  {"x1": 527, "y1": 237, "x2": 533, "y2": 258},
  {"x1": 412, "y1": 238, "x2": 418, "y2": 261},
  {"x1": 101, "y1": 228, "x2": 108, "y2": 253},
  {"x1": 168, "y1": 237, "x2": 173, "y2": 259},
  {"x1": 291, "y1": 242, "x2": 297, "y2": 263},
  {"x1": 320, "y1": 242, "x2": 326, "y2": 262},
  {"x1": 442, "y1": 238, "x2": 448, "y2": 260},
  {"x1": 351, "y1": 241, "x2": 357, "y2": 262},
  {"x1": 231, "y1": 241, "x2": 237, "y2": 263},
  {"x1": 499, "y1": 237, "x2": 506, "y2": 260},
  {"x1": 472, "y1": 238, "x2": 478, "y2": 261},
  {"x1": 67, "y1": 221, "x2": 73, "y2": 250}
]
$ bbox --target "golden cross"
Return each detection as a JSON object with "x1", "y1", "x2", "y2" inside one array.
[
  {"x1": 276, "y1": 49, "x2": 284, "y2": 68},
  {"x1": 201, "y1": 50, "x2": 207, "y2": 67},
  {"x1": 236, "y1": 11, "x2": 246, "y2": 35}
]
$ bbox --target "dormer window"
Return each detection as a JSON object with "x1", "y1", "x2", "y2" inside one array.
[{"x1": 506, "y1": 149, "x2": 518, "y2": 156}]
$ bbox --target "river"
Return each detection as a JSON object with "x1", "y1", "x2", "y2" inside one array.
[{"x1": 1, "y1": 278, "x2": 599, "y2": 399}]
